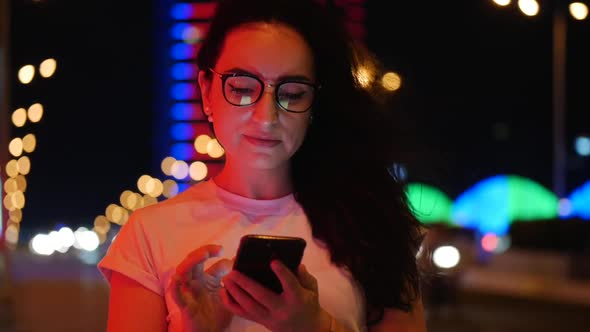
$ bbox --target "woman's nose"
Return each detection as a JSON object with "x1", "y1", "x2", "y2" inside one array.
[{"x1": 251, "y1": 88, "x2": 279, "y2": 126}]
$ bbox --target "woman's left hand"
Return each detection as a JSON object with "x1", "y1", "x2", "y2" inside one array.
[{"x1": 219, "y1": 261, "x2": 324, "y2": 332}]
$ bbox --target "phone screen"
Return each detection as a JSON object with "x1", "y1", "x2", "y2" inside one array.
[{"x1": 232, "y1": 234, "x2": 306, "y2": 293}]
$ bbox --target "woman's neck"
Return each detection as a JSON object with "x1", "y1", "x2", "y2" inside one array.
[{"x1": 213, "y1": 161, "x2": 293, "y2": 200}]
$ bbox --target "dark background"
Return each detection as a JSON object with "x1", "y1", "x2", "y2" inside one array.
[{"x1": 9, "y1": 0, "x2": 590, "y2": 230}]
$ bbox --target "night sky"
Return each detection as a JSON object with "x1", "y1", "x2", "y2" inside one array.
[{"x1": 8, "y1": 0, "x2": 590, "y2": 232}]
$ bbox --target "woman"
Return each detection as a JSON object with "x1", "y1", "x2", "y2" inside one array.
[{"x1": 98, "y1": 0, "x2": 426, "y2": 331}]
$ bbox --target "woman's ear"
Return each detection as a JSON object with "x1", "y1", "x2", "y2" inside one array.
[{"x1": 198, "y1": 70, "x2": 212, "y2": 115}]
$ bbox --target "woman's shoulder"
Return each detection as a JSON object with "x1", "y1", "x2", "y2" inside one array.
[{"x1": 127, "y1": 180, "x2": 218, "y2": 226}]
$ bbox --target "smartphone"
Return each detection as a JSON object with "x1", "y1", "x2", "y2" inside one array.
[{"x1": 232, "y1": 234, "x2": 307, "y2": 293}]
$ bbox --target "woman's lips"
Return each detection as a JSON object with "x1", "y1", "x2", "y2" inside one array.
[{"x1": 243, "y1": 135, "x2": 281, "y2": 147}]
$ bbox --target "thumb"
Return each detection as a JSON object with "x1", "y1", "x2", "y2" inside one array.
[
  {"x1": 207, "y1": 258, "x2": 233, "y2": 279},
  {"x1": 297, "y1": 264, "x2": 318, "y2": 292}
]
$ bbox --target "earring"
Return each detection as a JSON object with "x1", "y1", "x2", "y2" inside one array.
[
  {"x1": 309, "y1": 114, "x2": 313, "y2": 124},
  {"x1": 208, "y1": 115, "x2": 213, "y2": 122}
]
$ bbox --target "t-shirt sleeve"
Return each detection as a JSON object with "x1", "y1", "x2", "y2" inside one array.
[{"x1": 97, "y1": 210, "x2": 162, "y2": 296}]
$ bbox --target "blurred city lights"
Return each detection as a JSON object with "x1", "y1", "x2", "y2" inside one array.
[
  {"x1": 146, "y1": 177, "x2": 164, "y2": 197},
  {"x1": 569, "y1": 2, "x2": 589, "y2": 20},
  {"x1": 5, "y1": 223, "x2": 19, "y2": 245},
  {"x1": 18, "y1": 65, "x2": 35, "y2": 84},
  {"x1": 161, "y1": 156, "x2": 176, "y2": 175},
  {"x1": 75, "y1": 229, "x2": 100, "y2": 251},
  {"x1": 575, "y1": 135, "x2": 590, "y2": 156},
  {"x1": 12, "y1": 108, "x2": 27, "y2": 127},
  {"x1": 39, "y1": 58, "x2": 57, "y2": 78},
  {"x1": 5, "y1": 159, "x2": 19, "y2": 177},
  {"x1": 31, "y1": 234, "x2": 54, "y2": 255},
  {"x1": 27, "y1": 103, "x2": 44, "y2": 122},
  {"x1": 518, "y1": 0, "x2": 539, "y2": 16},
  {"x1": 558, "y1": 198, "x2": 573, "y2": 217},
  {"x1": 194, "y1": 134, "x2": 211, "y2": 154},
  {"x1": 94, "y1": 215, "x2": 111, "y2": 234},
  {"x1": 22, "y1": 133, "x2": 37, "y2": 153},
  {"x1": 432, "y1": 245, "x2": 461, "y2": 269},
  {"x1": 189, "y1": 161, "x2": 208, "y2": 181},
  {"x1": 481, "y1": 233, "x2": 499, "y2": 252},
  {"x1": 137, "y1": 174, "x2": 152, "y2": 194},
  {"x1": 381, "y1": 72, "x2": 402, "y2": 91},
  {"x1": 354, "y1": 66, "x2": 373, "y2": 88},
  {"x1": 8, "y1": 137, "x2": 24, "y2": 157},
  {"x1": 493, "y1": 0, "x2": 511, "y2": 6},
  {"x1": 17, "y1": 156, "x2": 31, "y2": 175},
  {"x1": 207, "y1": 138, "x2": 224, "y2": 158},
  {"x1": 171, "y1": 160, "x2": 189, "y2": 179},
  {"x1": 162, "y1": 179, "x2": 180, "y2": 198}
]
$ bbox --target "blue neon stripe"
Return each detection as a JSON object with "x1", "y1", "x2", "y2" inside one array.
[
  {"x1": 170, "y1": 23, "x2": 191, "y2": 40},
  {"x1": 170, "y1": 123, "x2": 195, "y2": 141},
  {"x1": 170, "y1": 43, "x2": 194, "y2": 60},
  {"x1": 171, "y1": 63, "x2": 198, "y2": 80},
  {"x1": 170, "y1": 143, "x2": 195, "y2": 160},
  {"x1": 170, "y1": 3, "x2": 192, "y2": 20},
  {"x1": 178, "y1": 183, "x2": 191, "y2": 193},
  {"x1": 170, "y1": 83, "x2": 194, "y2": 100},
  {"x1": 171, "y1": 103, "x2": 196, "y2": 120}
]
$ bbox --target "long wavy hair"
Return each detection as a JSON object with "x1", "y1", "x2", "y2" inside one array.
[{"x1": 196, "y1": 0, "x2": 423, "y2": 325}]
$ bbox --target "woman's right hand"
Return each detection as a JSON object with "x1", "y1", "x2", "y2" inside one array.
[{"x1": 171, "y1": 244, "x2": 234, "y2": 332}]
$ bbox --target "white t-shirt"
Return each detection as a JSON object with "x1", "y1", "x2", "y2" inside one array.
[{"x1": 98, "y1": 180, "x2": 367, "y2": 332}]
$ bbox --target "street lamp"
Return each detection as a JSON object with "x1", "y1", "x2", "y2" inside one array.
[{"x1": 492, "y1": 0, "x2": 589, "y2": 198}]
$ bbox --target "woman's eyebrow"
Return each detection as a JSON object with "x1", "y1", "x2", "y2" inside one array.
[{"x1": 221, "y1": 67, "x2": 313, "y2": 82}]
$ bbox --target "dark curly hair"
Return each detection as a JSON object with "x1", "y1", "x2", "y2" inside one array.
[{"x1": 196, "y1": 0, "x2": 423, "y2": 325}]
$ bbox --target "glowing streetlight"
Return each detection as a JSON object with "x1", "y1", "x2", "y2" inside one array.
[
  {"x1": 569, "y1": 2, "x2": 589, "y2": 20},
  {"x1": 493, "y1": 0, "x2": 511, "y2": 6},
  {"x1": 518, "y1": 0, "x2": 540, "y2": 16}
]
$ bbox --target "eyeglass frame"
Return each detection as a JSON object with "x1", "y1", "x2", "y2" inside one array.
[{"x1": 208, "y1": 68, "x2": 321, "y2": 113}]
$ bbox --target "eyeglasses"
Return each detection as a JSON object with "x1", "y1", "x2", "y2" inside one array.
[{"x1": 209, "y1": 68, "x2": 319, "y2": 113}]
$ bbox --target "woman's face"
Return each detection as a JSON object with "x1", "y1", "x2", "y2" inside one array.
[{"x1": 199, "y1": 22, "x2": 315, "y2": 171}]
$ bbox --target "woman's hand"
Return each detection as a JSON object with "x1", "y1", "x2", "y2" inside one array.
[
  {"x1": 220, "y1": 260, "x2": 325, "y2": 332},
  {"x1": 171, "y1": 244, "x2": 234, "y2": 332}
]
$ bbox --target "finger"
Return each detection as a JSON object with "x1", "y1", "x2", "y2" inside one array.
[
  {"x1": 225, "y1": 270, "x2": 280, "y2": 309},
  {"x1": 297, "y1": 264, "x2": 318, "y2": 292},
  {"x1": 176, "y1": 244, "x2": 223, "y2": 280},
  {"x1": 206, "y1": 258, "x2": 233, "y2": 279},
  {"x1": 219, "y1": 283, "x2": 256, "y2": 321},
  {"x1": 270, "y1": 260, "x2": 301, "y2": 297},
  {"x1": 223, "y1": 278, "x2": 270, "y2": 321},
  {"x1": 171, "y1": 274, "x2": 198, "y2": 309}
]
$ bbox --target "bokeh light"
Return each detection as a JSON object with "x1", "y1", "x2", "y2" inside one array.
[
  {"x1": 569, "y1": 2, "x2": 589, "y2": 20},
  {"x1": 354, "y1": 66, "x2": 373, "y2": 88},
  {"x1": 162, "y1": 179, "x2": 179, "y2": 198},
  {"x1": 146, "y1": 178, "x2": 164, "y2": 197},
  {"x1": 27, "y1": 103, "x2": 44, "y2": 123},
  {"x1": 432, "y1": 245, "x2": 461, "y2": 269},
  {"x1": 161, "y1": 156, "x2": 176, "y2": 175},
  {"x1": 207, "y1": 139, "x2": 225, "y2": 158},
  {"x1": 171, "y1": 160, "x2": 189, "y2": 179},
  {"x1": 94, "y1": 215, "x2": 111, "y2": 234},
  {"x1": 6, "y1": 160, "x2": 19, "y2": 178},
  {"x1": 39, "y1": 58, "x2": 57, "y2": 78},
  {"x1": 381, "y1": 71, "x2": 402, "y2": 91},
  {"x1": 18, "y1": 65, "x2": 35, "y2": 84},
  {"x1": 189, "y1": 161, "x2": 208, "y2": 181},
  {"x1": 137, "y1": 175, "x2": 152, "y2": 194},
  {"x1": 493, "y1": 0, "x2": 511, "y2": 6},
  {"x1": 575, "y1": 135, "x2": 590, "y2": 156},
  {"x1": 518, "y1": 0, "x2": 539, "y2": 16},
  {"x1": 17, "y1": 156, "x2": 31, "y2": 175},
  {"x1": 22, "y1": 134, "x2": 37, "y2": 153},
  {"x1": 194, "y1": 134, "x2": 211, "y2": 154},
  {"x1": 12, "y1": 108, "x2": 27, "y2": 127},
  {"x1": 9, "y1": 138, "x2": 23, "y2": 157}
]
